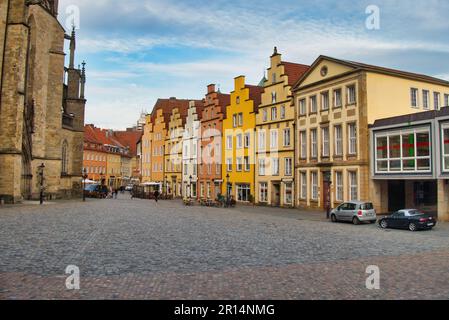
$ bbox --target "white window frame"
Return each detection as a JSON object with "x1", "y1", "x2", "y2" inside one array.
[
  {"x1": 283, "y1": 128, "x2": 291, "y2": 147},
  {"x1": 244, "y1": 156, "x2": 250, "y2": 172},
  {"x1": 300, "y1": 172, "x2": 307, "y2": 199},
  {"x1": 335, "y1": 171, "x2": 343, "y2": 202},
  {"x1": 236, "y1": 134, "x2": 243, "y2": 149},
  {"x1": 321, "y1": 91, "x2": 329, "y2": 111},
  {"x1": 284, "y1": 182, "x2": 293, "y2": 205},
  {"x1": 285, "y1": 158, "x2": 293, "y2": 176},
  {"x1": 311, "y1": 129, "x2": 317, "y2": 158},
  {"x1": 334, "y1": 125, "x2": 343, "y2": 156},
  {"x1": 311, "y1": 172, "x2": 318, "y2": 200},
  {"x1": 299, "y1": 98, "x2": 307, "y2": 115},
  {"x1": 244, "y1": 133, "x2": 250, "y2": 148},
  {"x1": 423, "y1": 90, "x2": 430, "y2": 110},
  {"x1": 226, "y1": 136, "x2": 233, "y2": 150},
  {"x1": 348, "y1": 123, "x2": 357, "y2": 155},
  {"x1": 310, "y1": 95, "x2": 317, "y2": 113},
  {"x1": 334, "y1": 88, "x2": 342, "y2": 108},
  {"x1": 226, "y1": 158, "x2": 232, "y2": 172},
  {"x1": 271, "y1": 107, "x2": 277, "y2": 121},
  {"x1": 272, "y1": 158, "x2": 280, "y2": 176},
  {"x1": 236, "y1": 157, "x2": 243, "y2": 172},
  {"x1": 258, "y1": 159, "x2": 266, "y2": 176},
  {"x1": 434, "y1": 92, "x2": 441, "y2": 110},
  {"x1": 270, "y1": 129, "x2": 278, "y2": 150},
  {"x1": 300, "y1": 131, "x2": 307, "y2": 159},
  {"x1": 349, "y1": 171, "x2": 358, "y2": 201},
  {"x1": 410, "y1": 88, "x2": 419, "y2": 108},
  {"x1": 347, "y1": 85, "x2": 357, "y2": 105},
  {"x1": 280, "y1": 105, "x2": 286, "y2": 119},
  {"x1": 258, "y1": 130, "x2": 266, "y2": 151},
  {"x1": 322, "y1": 127, "x2": 330, "y2": 157}
]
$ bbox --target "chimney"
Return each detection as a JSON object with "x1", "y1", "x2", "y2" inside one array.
[{"x1": 207, "y1": 84, "x2": 216, "y2": 94}]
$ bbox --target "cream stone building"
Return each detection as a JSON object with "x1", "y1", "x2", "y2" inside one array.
[
  {"x1": 0, "y1": 1, "x2": 86, "y2": 203},
  {"x1": 182, "y1": 101, "x2": 204, "y2": 199},
  {"x1": 293, "y1": 55, "x2": 449, "y2": 213},
  {"x1": 255, "y1": 48, "x2": 309, "y2": 207}
]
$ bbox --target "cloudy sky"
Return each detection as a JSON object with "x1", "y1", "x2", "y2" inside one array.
[{"x1": 58, "y1": 0, "x2": 449, "y2": 130}]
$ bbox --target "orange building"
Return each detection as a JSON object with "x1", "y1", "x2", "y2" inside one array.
[
  {"x1": 83, "y1": 125, "x2": 132, "y2": 187},
  {"x1": 83, "y1": 125, "x2": 108, "y2": 183}
]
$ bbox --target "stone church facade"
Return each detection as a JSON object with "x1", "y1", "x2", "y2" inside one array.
[{"x1": 0, "y1": 0, "x2": 86, "y2": 203}]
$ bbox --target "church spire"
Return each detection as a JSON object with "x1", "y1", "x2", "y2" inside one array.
[
  {"x1": 80, "y1": 61, "x2": 86, "y2": 99},
  {"x1": 69, "y1": 26, "x2": 76, "y2": 69}
]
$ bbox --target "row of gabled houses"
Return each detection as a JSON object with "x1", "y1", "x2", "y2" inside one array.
[
  {"x1": 137, "y1": 48, "x2": 449, "y2": 221},
  {"x1": 83, "y1": 125, "x2": 142, "y2": 189}
]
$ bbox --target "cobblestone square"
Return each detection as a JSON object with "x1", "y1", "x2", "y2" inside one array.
[{"x1": 1, "y1": 194, "x2": 449, "y2": 300}]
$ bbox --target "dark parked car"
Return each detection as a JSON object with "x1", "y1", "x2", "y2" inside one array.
[{"x1": 379, "y1": 209, "x2": 437, "y2": 231}]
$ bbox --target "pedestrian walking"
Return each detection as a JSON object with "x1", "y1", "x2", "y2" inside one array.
[{"x1": 154, "y1": 190, "x2": 160, "y2": 203}]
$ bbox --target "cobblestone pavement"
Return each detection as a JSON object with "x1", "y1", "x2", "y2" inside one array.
[{"x1": 1, "y1": 194, "x2": 449, "y2": 300}]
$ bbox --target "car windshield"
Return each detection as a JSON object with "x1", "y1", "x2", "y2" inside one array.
[
  {"x1": 408, "y1": 210, "x2": 424, "y2": 216},
  {"x1": 360, "y1": 203, "x2": 373, "y2": 210}
]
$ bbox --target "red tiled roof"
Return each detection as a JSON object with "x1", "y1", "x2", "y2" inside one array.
[
  {"x1": 150, "y1": 98, "x2": 203, "y2": 126},
  {"x1": 280, "y1": 61, "x2": 310, "y2": 86},
  {"x1": 84, "y1": 125, "x2": 129, "y2": 155},
  {"x1": 113, "y1": 131, "x2": 143, "y2": 156}
]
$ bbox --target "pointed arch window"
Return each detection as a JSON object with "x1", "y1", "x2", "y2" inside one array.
[{"x1": 62, "y1": 141, "x2": 69, "y2": 175}]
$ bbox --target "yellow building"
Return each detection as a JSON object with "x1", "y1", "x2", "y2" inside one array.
[
  {"x1": 165, "y1": 106, "x2": 188, "y2": 197},
  {"x1": 293, "y1": 55, "x2": 449, "y2": 214},
  {"x1": 255, "y1": 48, "x2": 309, "y2": 207},
  {"x1": 106, "y1": 152, "x2": 122, "y2": 189},
  {"x1": 222, "y1": 76, "x2": 263, "y2": 203}
]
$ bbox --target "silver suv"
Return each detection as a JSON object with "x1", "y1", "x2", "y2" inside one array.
[{"x1": 330, "y1": 201, "x2": 377, "y2": 225}]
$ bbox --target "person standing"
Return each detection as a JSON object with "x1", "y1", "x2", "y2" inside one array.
[{"x1": 153, "y1": 189, "x2": 160, "y2": 203}]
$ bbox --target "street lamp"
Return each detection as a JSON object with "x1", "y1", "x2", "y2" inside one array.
[
  {"x1": 82, "y1": 168, "x2": 88, "y2": 202},
  {"x1": 323, "y1": 171, "x2": 333, "y2": 219},
  {"x1": 226, "y1": 174, "x2": 230, "y2": 198},
  {"x1": 38, "y1": 163, "x2": 45, "y2": 205},
  {"x1": 189, "y1": 175, "x2": 193, "y2": 201},
  {"x1": 164, "y1": 175, "x2": 168, "y2": 196}
]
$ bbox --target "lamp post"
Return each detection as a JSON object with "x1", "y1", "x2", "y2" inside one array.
[
  {"x1": 82, "y1": 168, "x2": 88, "y2": 202},
  {"x1": 226, "y1": 174, "x2": 230, "y2": 198},
  {"x1": 189, "y1": 175, "x2": 193, "y2": 201},
  {"x1": 164, "y1": 175, "x2": 168, "y2": 196},
  {"x1": 323, "y1": 171, "x2": 332, "y2": 219},
  {"x1": 38, "y1": 163, "x2": 45, "y2": 205}
]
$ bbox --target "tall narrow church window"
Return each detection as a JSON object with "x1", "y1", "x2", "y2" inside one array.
[{"x1": 62, "y1": 141, "x2": 69, "y2": 174}]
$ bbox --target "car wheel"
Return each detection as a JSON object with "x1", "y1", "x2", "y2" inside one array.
[
  {"x1": 331, "y1": 214, "x2": 338, "y2": 223},
  {"x1": 352, "y1": 217, "x2": 360, "y2": 225},
  {"x1": 380, "y1": 220, "x2": 388, "y2": 229},
  {"x1": 409, "y1": 223, "x2": 417, "y2": 232}
]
